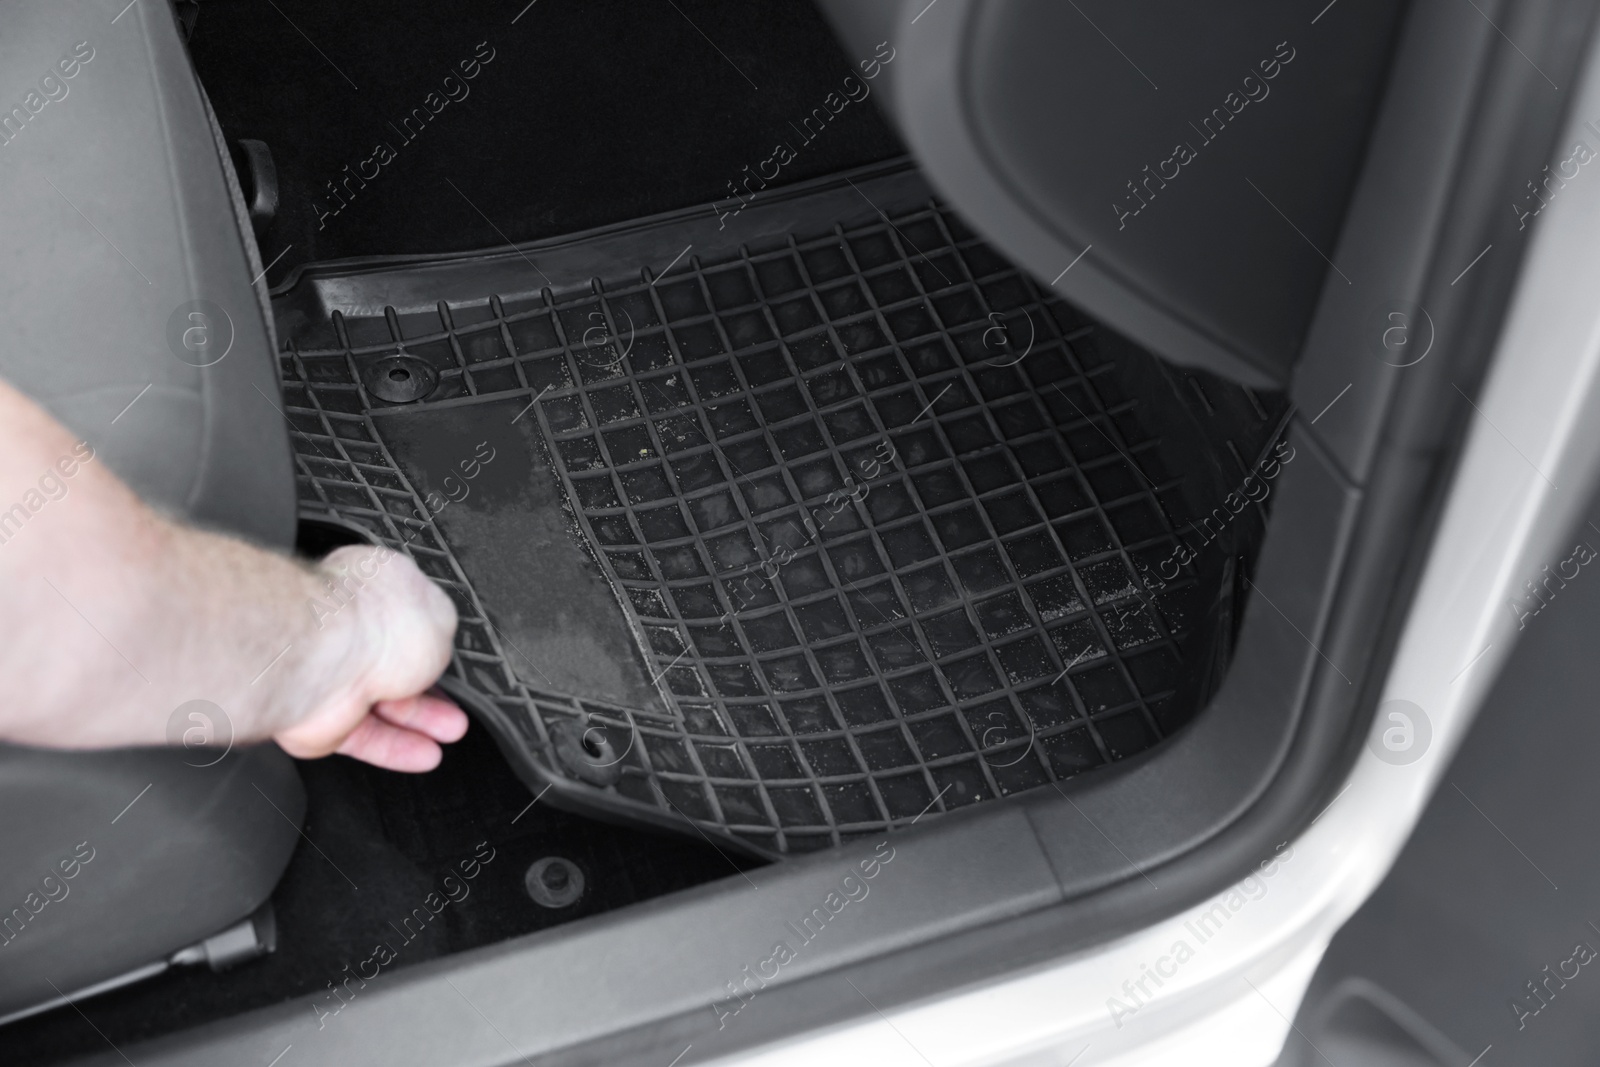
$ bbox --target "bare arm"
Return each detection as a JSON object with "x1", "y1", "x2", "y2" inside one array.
[{"x1": 0, "y1": 378, "x2": 465, "y2": 771}]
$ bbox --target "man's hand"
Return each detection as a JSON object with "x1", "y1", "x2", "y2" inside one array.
[
  {"x1": 274, "y1": 545, "x2": 467, "y2": 772},
  {"x1": 0, "y1": 378, "x2": 468, "y2": 772}
]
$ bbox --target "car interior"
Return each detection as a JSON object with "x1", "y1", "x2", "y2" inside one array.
[{"x1": 2, "y1": 0, "x2": 1593, "y2": 1063}]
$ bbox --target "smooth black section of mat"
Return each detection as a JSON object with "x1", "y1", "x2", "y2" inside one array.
[
  {"x1": 279, "y1": 179, "x2": 1285, "y2": 856},
  {"x1": 186, "y1": 0, "x2": 906, "y2": 285},
  {"x1": 0, "y1": 723, "x2": 754, "y2": 1067},
  {"x1": 381, "y1": 399, "x2": 667, "y2": 712}
]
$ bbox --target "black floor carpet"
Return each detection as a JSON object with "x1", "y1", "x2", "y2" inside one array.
[
  {"x1": 0, "y1": 722, "x2": 759, "y2": 1065},
  {"x1": 185, "y1": 0, "x2": 907, "y2": 284}
]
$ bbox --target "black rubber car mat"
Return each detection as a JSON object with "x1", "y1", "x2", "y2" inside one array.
[{"x1": 275, "y1": 162, "x2": 1285, "y2": 858}]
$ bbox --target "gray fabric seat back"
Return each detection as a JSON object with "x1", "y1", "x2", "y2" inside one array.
[{"x1": 0, "y1": 0, "x2": 304, "y2": 1020}]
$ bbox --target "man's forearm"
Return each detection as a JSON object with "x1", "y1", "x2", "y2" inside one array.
[{"x1": 0, "y1": 380, "x2": 356, "y2": 748}]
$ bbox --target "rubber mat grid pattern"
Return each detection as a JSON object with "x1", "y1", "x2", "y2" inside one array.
[{"x1": 282, "y1": 205, "x2": 1208, "y2": 854}]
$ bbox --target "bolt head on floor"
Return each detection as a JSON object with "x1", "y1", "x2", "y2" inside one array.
[{"x1": 524, "y1": 857, "x2": 585, "y2": 908}]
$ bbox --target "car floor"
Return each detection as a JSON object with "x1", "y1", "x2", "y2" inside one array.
[{"x1": 184, "y1": 0, "x2": 908, "y2": 284}]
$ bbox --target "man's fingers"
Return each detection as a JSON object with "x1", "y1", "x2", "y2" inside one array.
[
  {"x1": 373, "y1": 693, "x2": 469, "y2": 743},
  {"x1": 335, "y1": 713, "x2": 444, "y2": 772},
  {"x1": 276, "y1": 695, "x2": 466, "y2": 770}
]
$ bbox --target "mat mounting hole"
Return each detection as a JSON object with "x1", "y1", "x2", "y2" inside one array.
[
  {"x1": 550, "y1": 719, "x2": 625, "y2": 786},
  {"x1": 362, "y1": 354, "x2": 439, "y2": 403}
]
